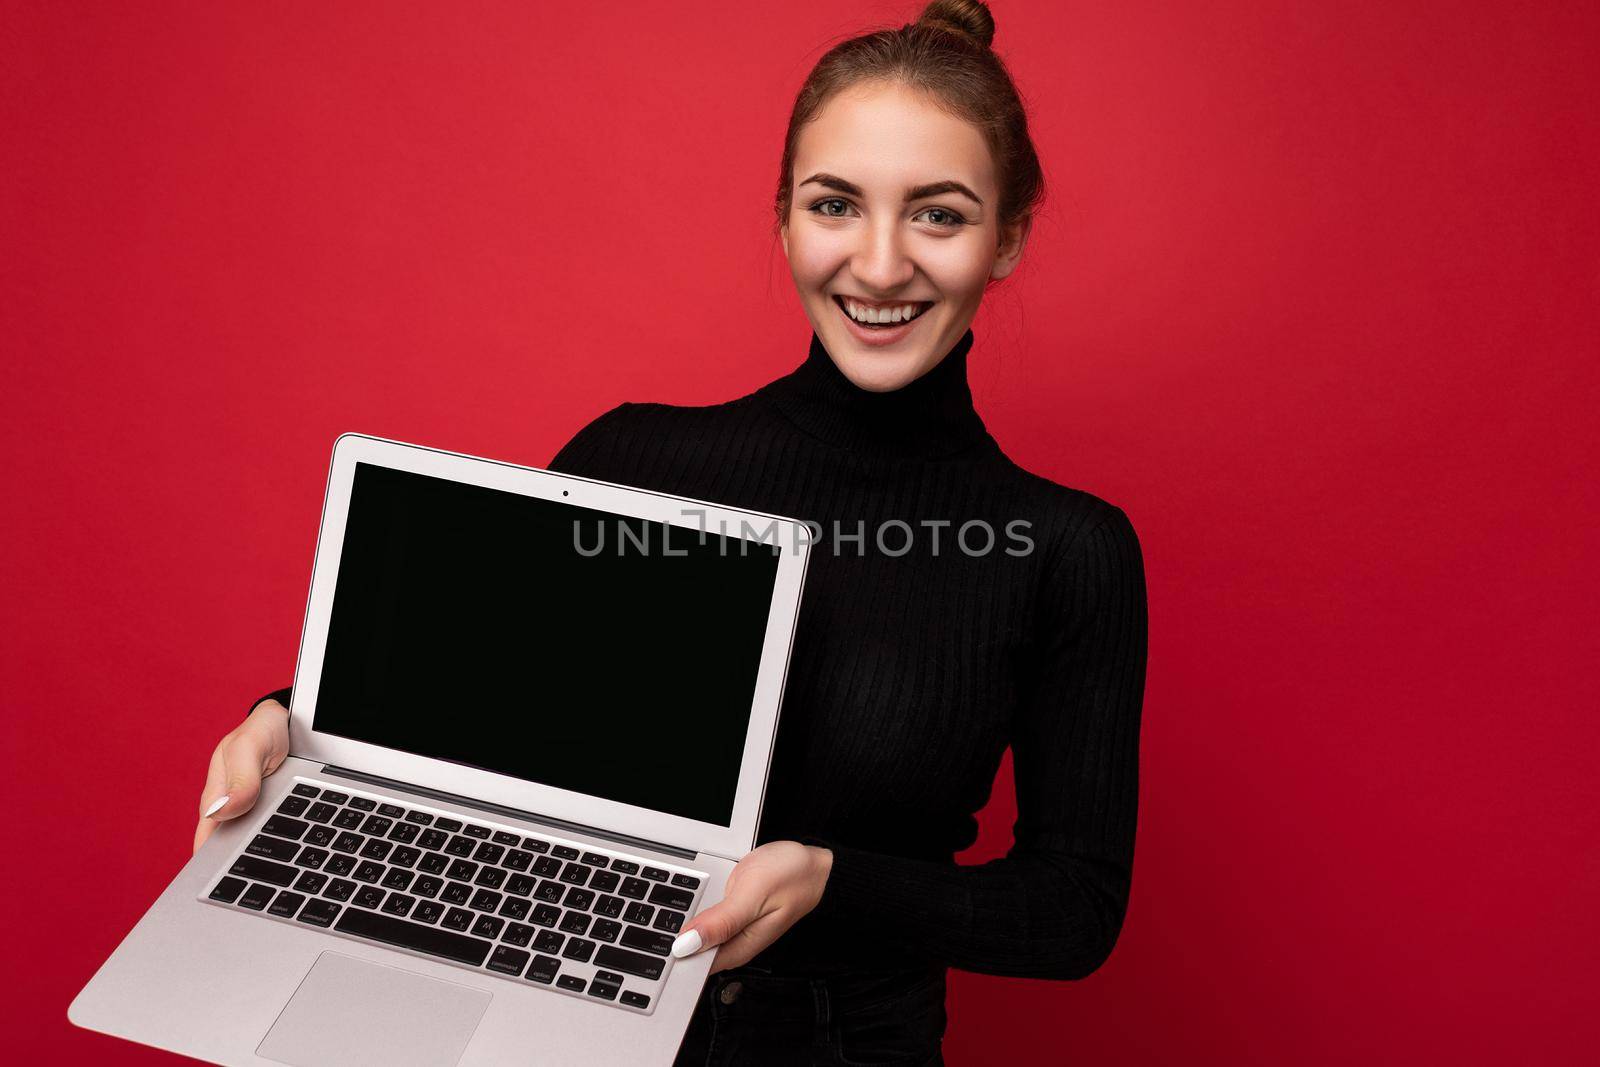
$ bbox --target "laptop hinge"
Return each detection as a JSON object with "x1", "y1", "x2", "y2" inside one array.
[{"x1": 317, "y1": 764, "x2": 698, "y2": 861}]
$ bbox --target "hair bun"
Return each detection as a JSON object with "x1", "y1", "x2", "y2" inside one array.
[{"x1": 915, "y1": 0, "x2": 996, "y2": 48}]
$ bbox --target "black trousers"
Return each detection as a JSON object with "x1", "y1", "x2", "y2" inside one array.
[{"x1": 672, "y1": 963, "x2": 948, "y2": 1066}]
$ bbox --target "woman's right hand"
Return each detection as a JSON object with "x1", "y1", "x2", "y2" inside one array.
[{"x1": 193, "y1": 699, "x2": 291, "y2": 855}]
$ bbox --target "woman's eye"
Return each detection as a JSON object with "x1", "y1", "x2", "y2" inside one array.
[
  {"x1": 810, "y1": 198, "x2": 853, "y2": 217},
  {"x1": 917, "y1": 207, "x2": 966, "y2": 228}
]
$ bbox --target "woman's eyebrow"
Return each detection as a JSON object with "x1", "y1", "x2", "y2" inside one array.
[{"x1": 800, "y1": 172, "x2": 984, "y2": 206}]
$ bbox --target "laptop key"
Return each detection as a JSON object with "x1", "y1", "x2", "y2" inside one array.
[
  {"x1": 594, "y1": 945, "x2": 665, "y2": 981},
  {"x1": 417, "y1": 852, "x2": 449, "y2": 875},
  {"x1": 381, "y1": 893, "x2": 416, "y2": 918},
  {"x1": 587, "y1": 976, "x2": 620, "y2": 1001},
  {"x1": 503, "y1": 849, "x2": 533, "y2": 872},
  {"x1": 502, "y1": 922, "x2": 534, "y2": 947},
  {"x1": 276, "y1": 796, "x2": 309, "y2": 817},
  {"x1": 492, "y1": 830, "x2": 520, "y2": 847},
  {"x1": 377, "y1": 803, "x2": 405, "y2": 818},
  {"x1": 556, "y1": 974, "x2": 586, "y2": 992},
  {"x1": 563, "y1": 888, "x2": 595, "y2": 911},
  {"x1": 441, "y1": 881, "x2": 473, "y2": 905},
  {"x1": 610, "y1": 860, "x2": 639, "y2": 875},
  {"x1": 390, "y1": 846, "x2": 421, "y2": 869},
  {"x1": 238, "y1": 882, "x2": 275, "y2": 910},
  {"x1": 442, "y1": 907, "x2": 474, "y2": 932},
  {"x1": 381, "y1": 868, "x2": 414, "y2": 891},
  {"x1": 521, "y1": 837, "x2": 549, "y2": 853},
  {"x1": 641, "y1": 866, "x2": 669, "y2": 882},
  {"x1": 533, "y1": 930, "x2": 564, "y2": 953},
  {"x1": 620, "y1": 926, "x2": 674, "y2": 957},
  {"x1": 505, "y1": 874, "x2": 536, "y2": 897},
  {"x1": 672, "y1": 873, "x2": 701, "y2": 890},
  {"x1": 246, "y1": 834, "x2": 300, "y2": 862},
  {"x1": 653, "y1": 909, "x2": 684, "y2": 934},
  {"x1": 304, "y1": 825, "x2": 336, "y2": 847},
  {"x1": 595, "y1": 895, "x2": 626, "y2": 919},
  {"x1": 447, "y1": 859, "x2": 479, "y2": 882},
  {"x1": 558, "y1": 863, "x2": 590, "y2": 886},
  {"x1": 471, "y1": 915, "x2": 505, "y2": 939},
  {"x1": 359, "y1": 839, "x2": 392, "y2": 861},
  {"x1": 387, "y1": 822, "x2": 419, "y2": 844},
  {"x1": 534, "y1": 881, "x2": 564, "y2": 903},
  {"x1": 323, "y1": 878, "x2": 357, "y2": 902},
  {"x1": 208, "y1": 876, "x2": 246, "y2": 903},
  {"x1": 473, "y1": 842, "x2": 504, "y2": 865},
  {"x1": 649, "y1": 884, "x2": 694, "y2": 912},
  {"x1": 353, "y1": 886, "x2": 385, "y2": 909},
  {"x1": 433, "y1": 817, "x2": 463, "y2": 833},
  {"x1": 352, "y1": 861, "x2": 385, "y2": 883},
  {"x1": 335, "y1": 907, "x2": 491, "y2": 967},
  {"x1": 581, "y1": 851, "x2": 609, "y2": 867},
  {"x1": 405, "y1": 810, "x2": 434, "y2": 825},
  {"x1": 294, "y1": 871, "x2": 329, "y2": 894},
  {"x1": 292, "y1": 783, "x2": 321, "y2": 798},
  {"x1": 269, "y1": 891, "x2": 306, "y2": 918},
  {"x1": 591, "y1": 919, "x2": 622, "y2": 943},
  {"x1": 551, "y1": 845, "x2": 580, "y2": 860},
  {"x1": 531, "y1": 857, "x2": 562, "y2": 878},
  {"x1": 347, "y1": 796, "x2": 377, "y2": 812},
  {"x1": 561, "y1": 937, "x2": 596, "y2": 963},
  {"x1": 474, "y1": 867, "x2": 506, "y2": 890},
  {"x1": 463, "y1": 824, "x2": 492, "y2": 839},
  {"x1": 230, "y1": 854, "x2": 297, "y2": 887},
  {"x1": 298, "y1": 898, "x2": 340, "y2": 927},
  {"x1": 294, "y1": 846, "x2": 329, "y2": 869},
  {"x1": 531, "y1": 904, "x2": 561, "y2": 928},
  {"x1": 499, "y1": 897, "x2": 530, "y2": 921},
  {"x1": 412, "y1": 875, "x2": 443, "y2": 899},
  {"x1": 324, "y1": 855, "x2": 356, "y2": 877},
  {"x1": 619, "y1": 877, "x2": 650, "y2": 900},
  {"x1": 359, "y1": 816, "x2": 392, "y2": 837},
  {"x1": 623, "y1": 903, "x2": 653, "y2": 926},
  {"x1": 526, "y1": 954, "x2": 560, "y2": 984},
  {"x1": 304, "y1": 802, "x2": 337, "y2": 824},
  {"x1": 470, "y1": 889, "x2": 503, "y2": 913},
  {"x1": 488, "y1": 945, "x2": 529, "y2": 976},
  {"x1": 419, "y1": 829, "x2": 449, "y2": 851},
  {"x1": 589, "y1": 870, "x2": 620, "y2": 894},
  {"x1": 331, "y1": 832, "x2": 363, "y2": 854},
  {"x1": 413, "y1": 900, "x2": 444, "y2": 925},
  {"x1": 333, "y1": 809, "x2": 365, "y2": 830},
  {"x1": 559, "y1": 912, "x2": 591, "y2": 935},
  {"x1": 446, "y1": 836, "x2": 477, "y2": 857},
  {"x1": 620, "y1": 990, "x2": 650, "y2": 1009},
  {"x1": 319, "y1": 790, "x2": 349, "y2": 804}
]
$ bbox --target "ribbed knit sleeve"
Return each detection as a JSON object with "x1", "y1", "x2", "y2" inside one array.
[{"x1": 801, "y1": 505, "x2": 1147, "y2": 979}]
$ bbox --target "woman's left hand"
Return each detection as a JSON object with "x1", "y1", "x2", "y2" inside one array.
[{"x1": 670, "y1": 840, "x2": 833, "y2": 974}]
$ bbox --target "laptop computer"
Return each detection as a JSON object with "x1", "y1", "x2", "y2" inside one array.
[{"x1": 70, "y1": 432, "x2": 812, "y2": 1066}]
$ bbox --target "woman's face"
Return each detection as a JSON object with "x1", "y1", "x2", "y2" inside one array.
[{"x1": 781, "y1": 80, "x2": 1029, "y2": 392}]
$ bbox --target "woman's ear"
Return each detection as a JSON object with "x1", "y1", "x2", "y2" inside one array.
[
  {"x1": 780, "y1": 223, "x2": 789, "y2": 261},
  {"x1": 990, "y1": 215, "x2": 1032, "y2": 281}
]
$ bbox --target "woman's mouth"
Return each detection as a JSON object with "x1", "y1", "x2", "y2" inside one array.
[{"x1": 832, "y1": 295, "x2": 935, "y2": 346}]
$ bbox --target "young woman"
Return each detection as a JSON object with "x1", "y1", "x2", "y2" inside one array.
[{"x1": 194, "y1": 2, "x2": 1148, "y2": 1062}]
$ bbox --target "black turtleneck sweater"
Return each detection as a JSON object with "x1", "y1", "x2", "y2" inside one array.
[{"x1": 253, "y1": 329, "x2": 1147, "y2": 980}]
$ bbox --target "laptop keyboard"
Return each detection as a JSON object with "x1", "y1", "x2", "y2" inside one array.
[{"x1": 200, "y1": 778, "x2": 707, "y2": 1015}]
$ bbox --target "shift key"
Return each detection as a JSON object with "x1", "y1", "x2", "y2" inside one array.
[{"x1": 594, "y1": 945, "x2": 665, "y2": 981}]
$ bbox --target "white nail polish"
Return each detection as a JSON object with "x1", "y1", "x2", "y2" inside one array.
[
  {"x1": 203, "y1": 795, "x2": 230, "y2": 818},
  {"x1": 670, "y1": 930, "x2": 703, "y2": 958}
]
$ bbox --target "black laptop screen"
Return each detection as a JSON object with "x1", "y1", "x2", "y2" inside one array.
[{"x1": 312, "y1": 462, "x2": 783, "y2": 827}]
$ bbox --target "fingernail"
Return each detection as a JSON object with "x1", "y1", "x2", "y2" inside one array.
[
  {"x1": 204, "y1": 795, "x2": 230, "y2": 818},
  {"x1": 671, "y1": 930, "x2": 703, "y2": 958}
]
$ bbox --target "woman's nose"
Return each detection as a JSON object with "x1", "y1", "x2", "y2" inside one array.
[{"x1": 850, "y1": 222, "x2": 915, "y2": 293}]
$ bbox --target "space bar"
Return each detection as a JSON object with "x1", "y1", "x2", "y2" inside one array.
[{"x1": 335, "y1": 909, "x2": 492, "y2": 967}]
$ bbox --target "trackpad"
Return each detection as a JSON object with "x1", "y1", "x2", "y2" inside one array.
[{"x1": 258, "y1": 952, "x2": 491, "y2": 1067}]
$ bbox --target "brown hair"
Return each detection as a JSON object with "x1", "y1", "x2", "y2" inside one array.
[{"x1": 773, "y1": 0, "x2": 1044, "y2": 247}]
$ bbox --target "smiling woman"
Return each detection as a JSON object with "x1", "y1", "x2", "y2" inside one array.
[{"x1": 216, "y1": 2, "x2": 1146, "y2": 1064}]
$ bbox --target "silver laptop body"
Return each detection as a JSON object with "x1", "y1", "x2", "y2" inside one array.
[{"x1": 70, "y1": 432, "x2": 813, "y2": 1066}]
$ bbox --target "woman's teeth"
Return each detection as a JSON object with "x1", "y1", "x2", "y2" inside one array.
[{"x1": 838, "y1": 296, "x2": 930, "y2": 326}]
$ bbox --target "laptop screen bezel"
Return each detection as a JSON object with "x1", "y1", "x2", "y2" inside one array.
[{"x1": 284, "y1": 432, "x2": 810, "y2": 861}]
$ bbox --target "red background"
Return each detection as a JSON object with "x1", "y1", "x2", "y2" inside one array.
[{"x1": 4, "y1": 1, "x2": 1596, "y2": 1063}]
